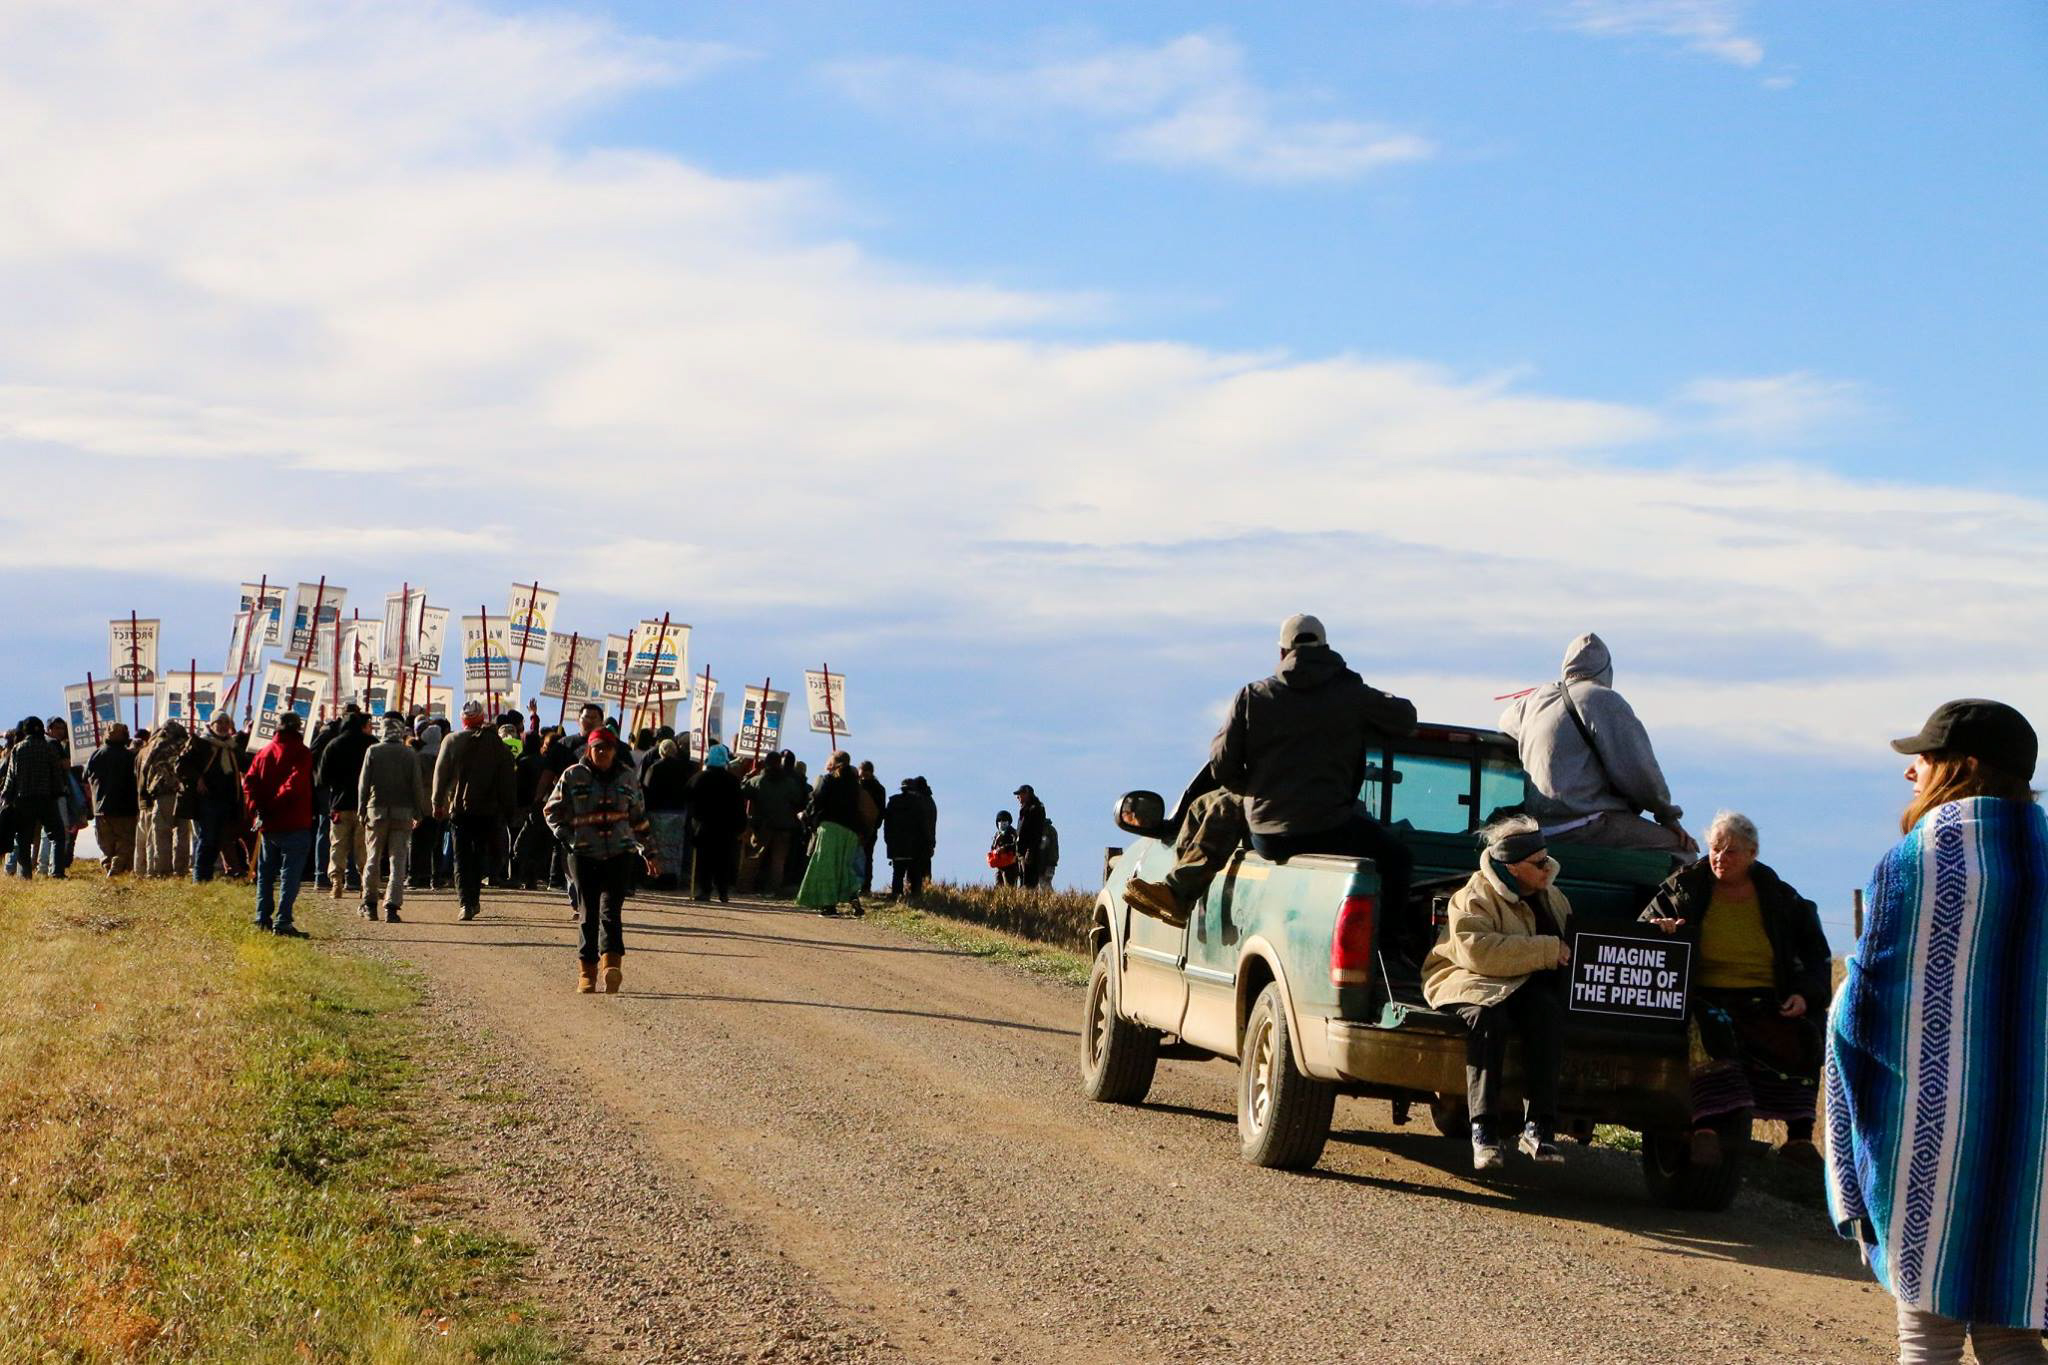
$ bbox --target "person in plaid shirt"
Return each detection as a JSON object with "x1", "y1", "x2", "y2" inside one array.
[{"x1": 544, "y1": 728, "x2": 657, "y2": 995}]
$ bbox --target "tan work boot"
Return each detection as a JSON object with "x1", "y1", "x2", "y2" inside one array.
[
  {"x1": 577, "y1": 960, "x2": 597, "y2": 994},
  {"x1": 1123, "y1": 876, "x2": 1188, "y2": 928},
  {"x1": 602, "y1": 951, "x2": 623, "y2": 994}
]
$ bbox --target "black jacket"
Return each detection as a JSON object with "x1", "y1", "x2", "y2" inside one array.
[
  {"x1": 85, "y1": 743, "x2": 139, "y2": 817},
  {"x1": 687, "y1": 766, "x2": 746, "y2": 837},
  {"x1": 314, "y1": 727, "x2": 375, "y2": 812},
  {"x1": 1208, "y1": 644, "x2": 1418, "y2": 837},
  {"x1": 642, "y1": 753, "x2": 699, "y2": 812},
  {"x1": 1640, "y1": 859, "x2": 1833, "y2": 1007},
  {"x1": 883, "y1": 791, "x2": 936, "y2": 859},
  {"x1": 1015, "y1": 796, "x2": 1046, "y2": 856},
  {"x1": 809, "y1": 769, "x2": 865, "y2": 830}
]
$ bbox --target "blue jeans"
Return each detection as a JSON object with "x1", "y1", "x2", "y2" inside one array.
[
  {"x1": 256, "y1": 828, "x2": 313, "y2": 929},
  {"x1": 193, "y1": 795, "x2": 236, "y2": 882}
]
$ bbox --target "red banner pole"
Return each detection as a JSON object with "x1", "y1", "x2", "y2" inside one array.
[
  {"x1": 751, "y1": 676, "x2": 772, "y2": 768},
  {"x1": 697, "y1": 664, "x2": 712, "y2": 760},
  {"x1": 512, "y1": 579, "x2": 540, "y2": 685},
  {"x1": 189, "y1": 658, "x2": 197, "y2": 727},
  {"x1": 127, "y1": 609, "x2": 142, "y2": 730},
  {"x1": 557, "y1": 630, "x2": 579, "y2": 729},
  {"x1": 85, "y1": 672, "x2": 104, "y2": 747},
  {"x1": 821, "y1": 662, "x2": 840, "y2": 755},
  {"x1": 637, "y1": 612, "x2": 673, "y2": 738},
  {"x1": 394, "y1": 584, "x2": 410, "y2": 714},
  {"x1": 284, "y1": 576, "x2": 325, "y2": 736},
  {"x1": 614, "y1": 633, "x2": 632, "y2": 734},
  {"x1": 238, "y1": 574, "x2": 268, "y2": 726},
  {"x1": 480, "y1": 603, "x2": 496, "y2": 719}
]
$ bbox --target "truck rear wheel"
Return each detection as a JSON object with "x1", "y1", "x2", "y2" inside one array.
[
  {"x1": 1428, "y1": 1094, "x2": 1469, "y2": 1139},
  {"x1": 1081, "y1": 944, "x2": 1159, "y2": 1104},
  {"x1": 1237, "y1": 983, "x2": 1336, "y2": 1170},
  {"x1": 1641, "y1": 1110, "x2": 1750, "y2": 1211}
]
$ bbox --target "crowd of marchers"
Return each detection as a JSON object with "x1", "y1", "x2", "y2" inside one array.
[
  {"x1": 0, "y1": 700, "x2": 947, "y2": 995},
  {"x1": 1124, "y1": 613, "x2": 2048, "y2": 1365}
]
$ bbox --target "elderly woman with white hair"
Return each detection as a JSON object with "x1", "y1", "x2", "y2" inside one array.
[
  {"x1": 1642, "y1": 810, "x2": 1832, "y2": 1168},
  {"x1": 1422, "y1": 813, "x2": 1574, "y2": 1172}
]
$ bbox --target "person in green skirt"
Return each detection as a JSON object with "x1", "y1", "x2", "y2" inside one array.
[{"x1": 798, "y1": 750, "x2": 866, "y2": 917}]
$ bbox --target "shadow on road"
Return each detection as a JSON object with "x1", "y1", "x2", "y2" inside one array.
[{"x1": 623, "y1": 990, "x2": 1078, "y2": 1038}]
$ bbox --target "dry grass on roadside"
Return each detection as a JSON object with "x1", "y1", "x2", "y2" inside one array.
[
  {"x1": 0, "y1": 877, "x2": 564, "y2": 1362},
  {"x1": 894, "y1": 880, "x2": 1096, "y2": 955}
]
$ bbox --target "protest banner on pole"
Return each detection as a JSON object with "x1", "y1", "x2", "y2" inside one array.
[
  {"x1": 341, "y1": 616, "x2": 384, "y2": 713},
  {"x1": 289, "y1": 581, "x2": 346, "y2": 656},
  {"x1": 419, "y1": 682, "x2": 455, "y2": 724},
  {"x1": 804, "y1": 666, "x2": 849, "y2": 750},
  {"x1": 253, "y1": 660, "x2": 327, "y2": 746},
  {"x1": 111, "y1": 614, "x2": 161, "y2": 730},
  {"x1": 239, "y1": 579, "x2": 285, "y2": 648},
  {"x1": 739, "y1": 682, "x2": 787, "y2": 762},
  {"x1": 67, "y1": 679, "x2": 117, "y2": 756},
  {"x1": 284, "y1": 576, "x2": 327, "y2": 730},
  {"x1": 231, "y1": 575, "x2": 276, "y2": 723},
  {"x1": 465, "y1": 677, "x2": 520, "y2": 716},
  {"x1": 413, "y1": 604, "x2": 450, "y2": 674},
  {"x1": 626, "y1": 616, "x2": 688, "y2": 735},
  {"x1": 687, "y1": 669, "x2": 722, "y2": 757},
  {"x1": 539, "y1": 631, "x2": 601, "y2": 724},
  {"x1": 461, "y1": 611, "x2": 510, "y2": 716},
  {"x1": 507, "y1": 582, "x2": 557, "y2": 682},
  {"x1": 158, "y1": 672, "x2": 225, "y2": 727}
]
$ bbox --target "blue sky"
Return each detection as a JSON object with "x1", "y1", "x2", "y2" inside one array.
[{"x1": 2, "y1": 1, "x2": 2044, "y2": 940}]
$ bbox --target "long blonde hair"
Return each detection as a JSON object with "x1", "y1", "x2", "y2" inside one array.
[{"x1": 1902, "y1": 751, "x2": 2038, "y2": 834}]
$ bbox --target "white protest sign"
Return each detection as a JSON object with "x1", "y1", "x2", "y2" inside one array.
[
  {"x1": 110, "y1": 617, "x2": 161, "y2": 688},
  {"x1": 464, "y1": 678, "x2": 521, "y2": 715},
  {"x1": 158, "y1": 673, "x2": 226, "y2": 727},
  {"x1": 252, "y1": 660, "x2": 326, "y2": 745},
  {"x1": 419, "y1": 682, "x2": 455, "y2": 723},
  {"x1": 689, "y1": 677, "x2": 724, "y2": 748},
  {"x1": 628, "y1": 618, "x2": 689, "y2": 686},
  {"x1": 602, "y1": 633, "x2": 654, "y2": 709},
  {"x1": 506, "y1": 583, "x2": 558, "y2": 675},
  {"x1": 64, "y1": 681, "x2": 119, "y2": 754},
  {"x1": 803, "y1": 669, "x2": 850, "y2": 739},
  {"x1": 288, "y1": 582, "x2": 346, "y2": 656},
  {"x1": 413, "y1": 605, "x2": 451, "y2": 674},
  {"x1": 539, "y1": 632, "x2": 603, "y2": 704},
  {"x1": 380, "y1": 589, "x2": 422, "y2": 671},
  {"x1": 1568, "y1": 934, "x2": 1691, "y2": 1021},
  {"x1": 225, "y1": 608, "x2": 267, "y2": 682},
  {"x1": 459, "y1": 614, "x2": 512, "y2": 695},
  {"x1": 239, "y1": 582, "x2": 286, "y2": 648},
  {"x1": 349, "y1": 677, "x2": 396, "y2": 717},
  {"x1": 737, "y1": 685, "x2": 788, "y2": 756}
]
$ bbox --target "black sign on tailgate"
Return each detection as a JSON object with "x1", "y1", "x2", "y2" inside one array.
[{"x1": 1568, "y1": 933, "x2": 1690, "y2": 1021}]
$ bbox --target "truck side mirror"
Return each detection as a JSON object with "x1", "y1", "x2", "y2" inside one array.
[{"x1": 1114, "y1": 790, "x2": 1167, "y2": 838}]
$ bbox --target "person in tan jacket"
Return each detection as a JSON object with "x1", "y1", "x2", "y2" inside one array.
[{"x1": 1422, "y1": 814, "x2": 1572, "y2": 1172}]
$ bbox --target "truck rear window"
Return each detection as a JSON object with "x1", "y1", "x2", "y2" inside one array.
[{"x1": 1363, "y1": 744, "x2": 1532, "y2": 835}]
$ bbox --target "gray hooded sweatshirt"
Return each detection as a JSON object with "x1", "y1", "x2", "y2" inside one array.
[{"x1": 1498, "y1": 634, "x2": 1681, "y2": 829}]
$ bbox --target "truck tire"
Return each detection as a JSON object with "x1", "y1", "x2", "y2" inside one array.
[
  {"x1": 1081, "y1": 944, "x2": 1159, "y2": 1104},
  {"x1": 1640, "y1": 1110, "x2": 1750, "y2": 1212},
  {"x1": 1237, "y1": 983, "x2": 1336, "y2": 1170},
  {"x1": 1429, "y1": 1094, "x2": 1469, "y2": 1139}
]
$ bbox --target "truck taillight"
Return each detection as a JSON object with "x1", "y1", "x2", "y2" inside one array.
[{"x1": 1330, "y1": 894, "x2": 1375, "y2": 986}]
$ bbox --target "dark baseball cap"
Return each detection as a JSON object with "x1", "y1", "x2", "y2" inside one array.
[
  {"x1": 1891, "y1": 699, "x2": 2037, "y2": 781},
  {"x1": 1013, "y1": 784, "x2": 1034, "y2": 797}
]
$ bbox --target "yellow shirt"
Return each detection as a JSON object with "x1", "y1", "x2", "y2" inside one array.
[{"x1": 1696, "y1": 885, "x2": 1776, "y2": 990}]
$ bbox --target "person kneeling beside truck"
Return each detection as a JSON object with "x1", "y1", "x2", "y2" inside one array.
[{"x1": 1422, "y1": 814, "x2": 1572, "y2": 1172}]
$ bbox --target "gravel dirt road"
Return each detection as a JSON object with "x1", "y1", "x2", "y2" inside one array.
[{"x1": 351, "y1": 886, "x2": 1898, "y2": 1364}]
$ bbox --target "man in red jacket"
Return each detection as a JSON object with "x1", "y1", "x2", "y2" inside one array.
[{"x1": 243, "y1": 711, "x2": 316, "y2": 936}]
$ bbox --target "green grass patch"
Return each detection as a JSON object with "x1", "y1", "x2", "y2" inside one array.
[
  {"x1": 0, "y1": 877, "x2": 567, "y2": 1361},
  {"x1": 870, "y1": 897, "x2": 1092, "y2": 987}
]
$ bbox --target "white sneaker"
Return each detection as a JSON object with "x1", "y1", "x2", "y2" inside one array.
[
  {"x1": 1518, "y1": 1124, "x2": 1564, "y2": 1164},
  {"x1": 1472, "y1": 1136, "x2": 1506, "y2": 1172}
]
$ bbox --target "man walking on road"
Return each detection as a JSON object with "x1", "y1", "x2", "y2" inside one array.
[
  {"x1": 359, "y1": 712, "x2": 429, "y2": 921},
  {"x1": 243, "y1": 712, "x2": 315, "y2": 936},
  {"x1": 433, "y1": 699, "x2": 517, "y2": 921},
  {"x1": 1014, "y1": 785, "x2": 1048, "y2": 888}
]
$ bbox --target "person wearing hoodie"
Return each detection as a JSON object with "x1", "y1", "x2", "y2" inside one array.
[
  {"x1": 358, "y1": 712, "x2": 430, "y2": 921},
  {"x1": 136, "y1": 719, "x2": 191, "y2": 878},
  {"x1": 1129, "y1": 615, "x2": 1421, "y2": 951},
  {"x1": 687, "y1": 744, "x2": 745, "y2": 903},
  {"x1": 1499, "y1": 633, "x2": 1695, "y2": 854},
  {"x1": 314, "y1": 710, "x2": 375, "y2": 899},
  {"x1": 409, "y1": 719, "x2": 450, "y2": 890},
  {"x1": 883, "y1": 777, "x2": 937, "y2": 900},
  {"x1": 544, "y1": 727, "x2": 657, "y2": 993},
  {"x1": 433, "y1": 699, "x2": 518, "y2": 921},
  {"x1": 85, "y1": 722, "x2": 141, "y2": 876},
  {"x1": 242, "y1": 711, "x2": 315, "y2": 936}
]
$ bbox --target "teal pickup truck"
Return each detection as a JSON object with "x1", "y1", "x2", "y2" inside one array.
[{"x1": 1083, "y1": 723, "x2": 1748, "y2": 1210}]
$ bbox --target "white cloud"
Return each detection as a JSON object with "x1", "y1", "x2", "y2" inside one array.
[
  {"x1": 0, "y1": 0, "x2": 2040, "y2": 763},
  {"x1": 825, "y1": 31, "x2": 1434, "y2": 184},
  {"x1": 1554, "y1": 0, "x2": 1766, "y2": 70},
  {"x1": 1677, "y1": 372, "x2": 1866, "y2": 443}
]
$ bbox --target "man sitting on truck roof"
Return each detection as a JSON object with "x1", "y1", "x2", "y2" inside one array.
[
  {"x1": 1129, "y1": 614, "x2": 1424, "y2": 952},
  {"x1": 1499, "y1": 633, "x2": 1696, "y2": 855}
]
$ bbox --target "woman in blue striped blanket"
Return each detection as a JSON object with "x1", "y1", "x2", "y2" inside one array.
[{"x1": 1825, "y1": 699, "x2": 2047, "y2": 1363}]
